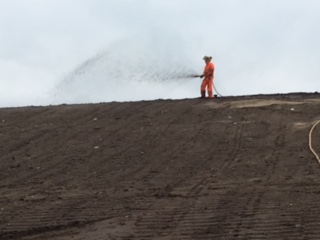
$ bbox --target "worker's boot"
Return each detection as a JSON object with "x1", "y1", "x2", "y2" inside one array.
[
  {"x1": 208, "y1": 91, "x2": 214, "y2": 99},
  {"x1": 200, "y1": 91, "x2": 206, "y2": 98}
]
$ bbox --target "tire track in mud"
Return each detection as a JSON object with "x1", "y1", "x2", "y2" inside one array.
[
  {"x1": 133, "y1": 178, "x2": 211, "y2": 239},
  {"x1": 205, "y1": 108, "x2": 294, "y2": 239},
  {"x1": 186, "y1": 107, "x2": 315, "y2": 240},
  {"x1": 1, "y1": 100, "x2": 171, "y2": 232},
  {"x1": 130, "y1": 108, "x2": 241, "y2": 237},
  {"x1": 55, "y1": 100, "x2": 215, "y2": 239},
  {"x1": 60, "y1": 100, "x2": 205, "y2": 209},
  {"x1": 82, "y1": 100, "x2": 202, "y2": 187},
  {"x1": 0, "y1": 106, "x2": 121, "y2": 237},
  {"x1": 0, "y1": 101, "x2": 198, "y2": 238},
  {"x1": 0, "y1": 195, "x2": 111, "y2": 240},
  {"x1": 72, "y1": 101, "x2": 172, "y2": 185},
  {"x1": 66, "y1": 100, "x2": 211, "y2": 237},
  {"x1": 129, "y1": 107, "x2": 243, "y2": 239},
  {"x1": 127, "y1": 107, "x2": 295, "y2": 239},
  {"x1": 0, "y1": 108, "x2": 65, "y2": 188},
  {"x1": 133, "y1": 100, "x2": 225, "y2": 187},
  {"x1": 205, "y1": 108, "x2": 247, "y2": 180},
  {"x1": 3, "y1": 96, "x2": 320, "y2": 239},
  {"x1": 0, "y1": 107, "x2": 104, "y2": 188},
  {"x1": 0, "y1": 107, "x2": 54, "y2": 159},
  {"x1": 219, "y1": 121, "x2": 244, "y2": 171},
  {"x1": 132, "y1": 184, "x2": 320, "y2": 239},
  {"x1": 137, "y1": 101, "x2": 239, "y2": 187},
  {"x1": 1, "y1": 104, "x2": 286, "y2": 239},
  {"x1": 263, "y1": 110, "x2": 288, "y2": 182}
]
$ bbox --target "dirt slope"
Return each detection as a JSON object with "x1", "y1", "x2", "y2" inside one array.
[{"x1": 1, "y1": 93, "x2": 320, "y2": 239}]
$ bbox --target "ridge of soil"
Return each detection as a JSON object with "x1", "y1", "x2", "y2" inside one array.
[{"x1": 1, "y1": 92, "x2": 320, "y2": 239}]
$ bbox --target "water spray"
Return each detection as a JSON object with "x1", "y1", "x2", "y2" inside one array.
[{"x1": 52, "y1": 37, "x2": 220, "y2": 103}]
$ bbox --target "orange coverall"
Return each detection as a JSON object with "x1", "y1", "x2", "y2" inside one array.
[{"x1": 201, "y1": 62, "x2": 215, "y2": 98}]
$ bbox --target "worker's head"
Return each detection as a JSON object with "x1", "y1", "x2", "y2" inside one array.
[{"x1": 203, "y1": 56, "x2": 212, "y2": 64}]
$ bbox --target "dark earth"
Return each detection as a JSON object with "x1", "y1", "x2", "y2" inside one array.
[{"x1": 1, "y1": 92, "x2": 320, "y2": 239}]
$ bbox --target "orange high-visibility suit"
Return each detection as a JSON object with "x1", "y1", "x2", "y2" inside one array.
[{"x1": 201, "y1": 61, "x2": 215, "y2": 98}]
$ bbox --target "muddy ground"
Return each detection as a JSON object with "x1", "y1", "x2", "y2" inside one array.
[{"x1": 1, "y1": 93, "x2": 320, "y2": 239}]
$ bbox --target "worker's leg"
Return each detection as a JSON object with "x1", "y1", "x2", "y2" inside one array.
[
  {"x1": 200, "y1": 80, "x2": 207, "y2": 98},
  {"x1": 208, "y1": 80, "x2": 214, "y2": 98}
]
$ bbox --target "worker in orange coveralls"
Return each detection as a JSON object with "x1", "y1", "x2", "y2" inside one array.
[{"x1": 200, "y1": 56, "x2": 215, "y2": 99}]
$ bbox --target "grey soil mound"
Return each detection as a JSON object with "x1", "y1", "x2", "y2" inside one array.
[{"x1": 1, "y1": 92, "x2": 320, "y2": 239}]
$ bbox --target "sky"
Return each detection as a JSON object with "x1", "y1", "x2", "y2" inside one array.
[{"x1": 1, "y1": 0, "x2": 320, "y2": 107}]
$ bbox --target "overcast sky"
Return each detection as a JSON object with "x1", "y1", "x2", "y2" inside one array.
[{"x1": 1, "y1": 0, "x2": 320, "y2": 107}]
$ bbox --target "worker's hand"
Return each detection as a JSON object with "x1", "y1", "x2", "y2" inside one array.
[{"x1": 200, "y1": 75, "x2": 204, "y2": 78}]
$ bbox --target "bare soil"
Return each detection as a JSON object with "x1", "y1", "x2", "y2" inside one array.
[{"x1": 1, "y1": 93, "x2": 320, "y2": 239}]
